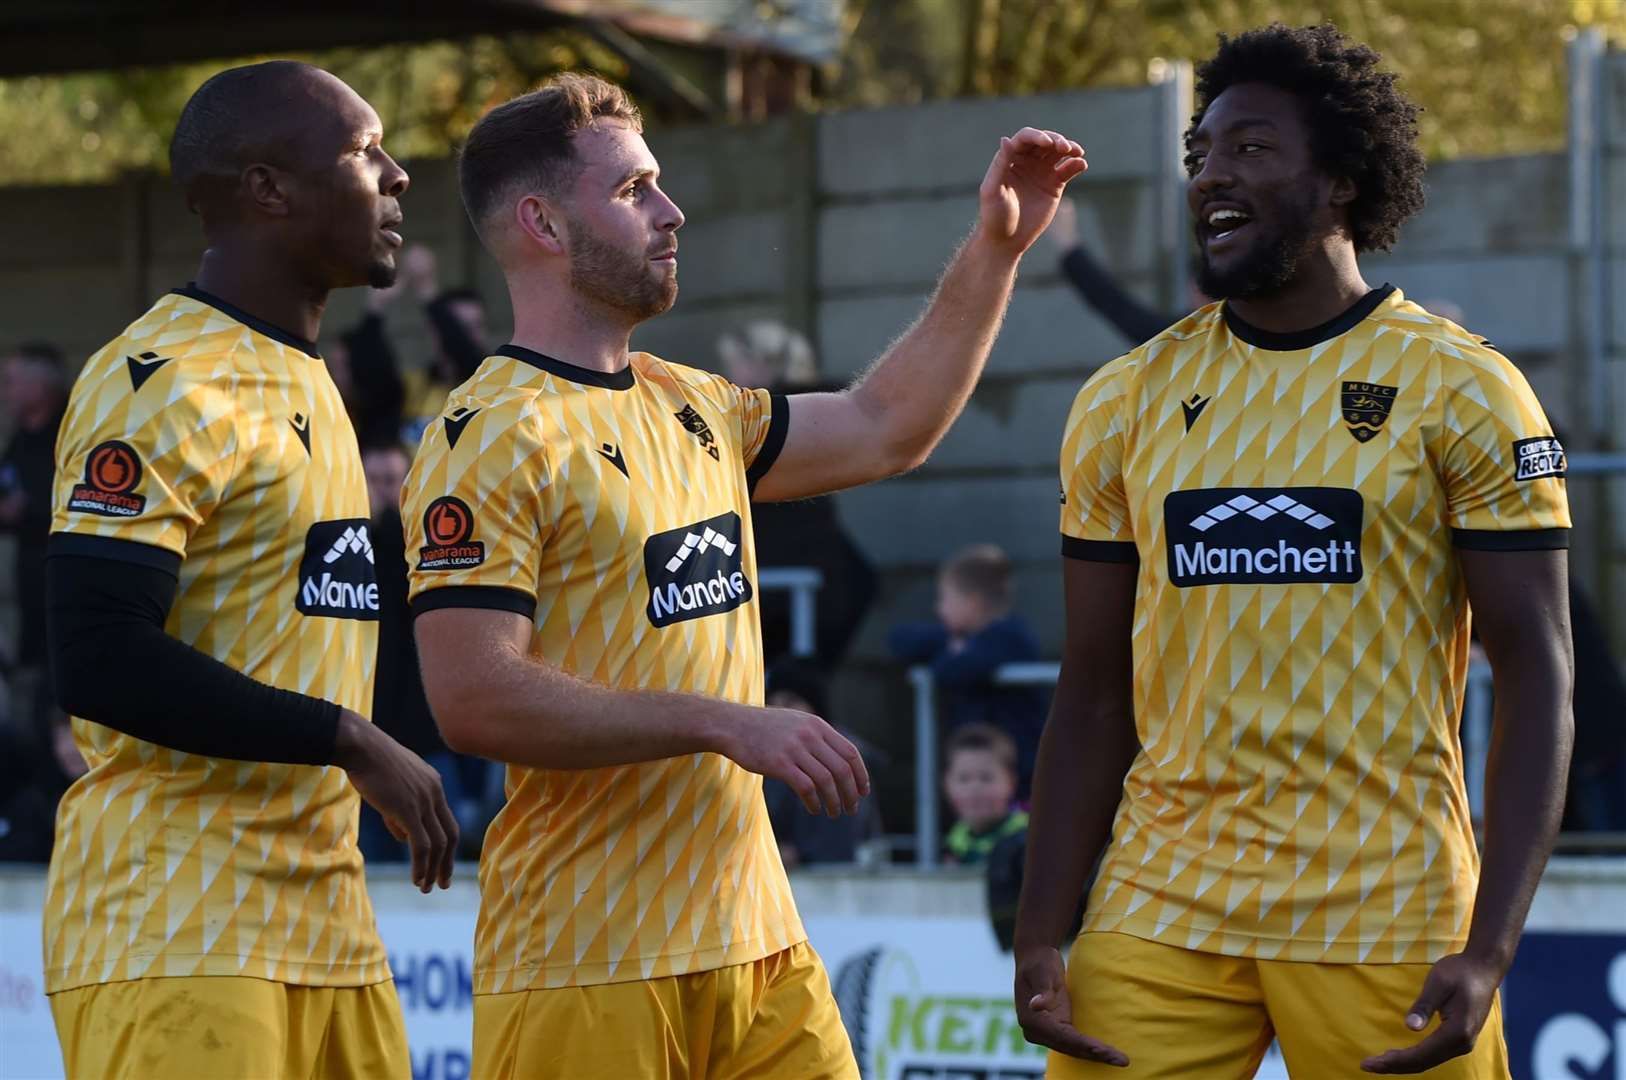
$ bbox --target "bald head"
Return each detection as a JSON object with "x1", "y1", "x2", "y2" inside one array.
[
  {"x1": 168, "y1": 60, "x2": 409, "y2": 293},
  {"x1": 170, "y1": 61, "x2": 366, "y2": 214}
]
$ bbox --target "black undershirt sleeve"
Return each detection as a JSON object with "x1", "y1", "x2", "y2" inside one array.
[{"x1": 46, "y1": 541, "x2": 341, "y2": 765}]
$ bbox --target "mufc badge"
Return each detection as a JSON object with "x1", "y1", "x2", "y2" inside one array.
[{"x1": 1340, "y1": 381, "x2": 1398, "y2": 443}]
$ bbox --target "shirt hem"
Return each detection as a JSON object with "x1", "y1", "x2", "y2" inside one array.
[
  {"x1": 1079, "y1": 914, "x2": 1469, "y2": 965},
  {"x1": 471, "y1": 928, "x2": 809, "y2": 994},
  {"x1": 45, "y1": 956, "x2": 392, "y2": 995}
]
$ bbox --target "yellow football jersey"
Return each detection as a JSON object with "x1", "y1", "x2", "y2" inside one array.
[
  {"x1": 45, "y1": 287, "x2": 388, "y2": 992},
  {"x1": 1059, "y1": 286, "x2": 1569, "y2": 965},
  {"x1": 403, "y1": 345, "x2": 802, "y2": 992}
]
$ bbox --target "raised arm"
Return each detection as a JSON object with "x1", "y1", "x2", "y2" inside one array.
[
  {"x1": 415, "y1": 606, "x2": 870, "y2": 818},
  {"x1": 751, "y1": 128, "x2": 1086, "y2": 502},
  {"x1": 1362, "y1": 548, "x2": 1573, "y2": 1075},
  {"x1": 1012, "y1": 556, "x2": 1138, "y2": 1068}
]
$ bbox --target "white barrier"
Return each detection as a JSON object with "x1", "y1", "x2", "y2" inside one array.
[{"x1": 2, "y1": 861, "x2": 1623, "y2": 1080}]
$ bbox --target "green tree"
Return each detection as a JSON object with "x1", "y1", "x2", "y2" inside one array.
[
  {"x1": 0, "y1": 31, "x2": 626, "y2": 186},
  {"x1": 831, "y1": 0, "x2": 1626, "y2": 159}
]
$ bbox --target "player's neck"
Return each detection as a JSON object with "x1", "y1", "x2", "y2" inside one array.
[
  {"x1": 193, "y1": 246, "x2": 328, "y2": 346},
  {"x1": 1223, "y1": 244, "x2": 1369, "y2": 337},
  {"x1": 507, "y1": 278, "x2": 635, "y2": 376}
]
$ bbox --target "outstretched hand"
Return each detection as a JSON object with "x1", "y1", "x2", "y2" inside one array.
[
  {"x1": 978, "y1": 128, "x2": 1088, "y2": 256},
  {"x1": 1014, "y1": 945, "x2": 1129, "y2": 1067},
  {"x1": 1360, "y1": 952, "x2": 1501, "y2": 1074}
]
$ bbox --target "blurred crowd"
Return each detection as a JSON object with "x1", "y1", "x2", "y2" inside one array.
[{"x1": 3, "y1": 227, "x2": 1625, "y2": 873}]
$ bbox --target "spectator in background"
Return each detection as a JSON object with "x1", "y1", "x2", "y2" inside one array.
[
  {"x1": 0, "y1": 342, "x2": 69, "y2": 734},
  {"x1": 762, "y1": 659, "x2": 882, "y2": 868},
  {"x1": 358, "y1": 441, "x2": 483, "y2": 860},
  {"x1": 889, "y1": 544, "x2": 1046, "y2": 795},
  {"x1": 1047, "y1": 199, "x2": 1204, "y2": 346},
  {"x1": 718, "y1": 320, "x2": 876, "y2": 667},
  {"x1": 0, "y1": 708, "x2": 87, "y2": 862},
  {"x1": 327, "y1": 244, "x2": 491, "y2": 448},
  {"x1": 941, "y1": 723, "x2": 1027, "y2": 866}
]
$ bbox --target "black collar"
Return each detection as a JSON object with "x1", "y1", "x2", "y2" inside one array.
[
  {"x1": 1222, "y1": 284, "x2": 1395, "y2": 351},
  {"x1": 171, "y1": 285, "x2": 322, "y2": 359},
  {"x1": 497, "y1": 344, "x2": 636, "y2": 390}
]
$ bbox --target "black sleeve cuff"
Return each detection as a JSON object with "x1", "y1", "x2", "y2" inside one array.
[
  {"x1": 746, "y1": 394, "x2": 790, "y2": 494},
  {"x1": 1452, "y1": 527, "x2": 1570, "y2": 551},
  {"x1": 48, "y1": 532, "x2": 182, "y2": 577},
  {"x1": 411, "y1": 585, "x2": 537, "y2": 621},
  {"x1": 1062, "y1": 536, "x2": 1139, "y2": 562}
]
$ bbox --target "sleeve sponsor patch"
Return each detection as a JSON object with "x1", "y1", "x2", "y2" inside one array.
[
  {"x1": 417, "y1": 496, "x2": 487, "y2": 570},
  {"x1": 1513, "y1": 436, "x2": 1566, "y2": 481},
  {"x1": 67, "y1": 440, "x2": 147, "y2": 517}
]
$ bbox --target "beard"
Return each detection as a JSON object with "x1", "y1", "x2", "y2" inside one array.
[
  {"x1": 366, "y1": 255, "x2": 399, "y2": 290},
  {"x1": 566, "y1": 215, "x2": 677, "y2": 321},
  {"x1": 1196, "y1": 196, "x2": 1317, "y2": 301}
]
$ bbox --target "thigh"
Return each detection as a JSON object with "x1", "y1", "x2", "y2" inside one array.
[
  {"x1": 716, "y1": 943, "x2": 858, "y2": 1080},
  {"x1": 50, "y1": 976, "x2": 290, "y2": 1080},
  {"x1": 306, "y1": 981, "x2": 413, "y2": 1080},
  {"x1": 471, "y1": 978, "x2": 698, "y2": 1080},
  {"x1": 1049, "y1": 932, "x2": 1273, "y2": 1080},
  {"x1": 1261, "y1": 960, "x2": 1511, "y2": 1079}
]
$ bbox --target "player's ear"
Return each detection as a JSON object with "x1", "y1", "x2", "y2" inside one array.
[
  {"x1": 241, "y1": 163, "x2": 291, "y2": 218},
  {"x1": 1329, "y1": 174, "x2": 1357, "y2": 208},
  {"x1": 516, "y1": 194, "x2": 567, "y2": 256}
]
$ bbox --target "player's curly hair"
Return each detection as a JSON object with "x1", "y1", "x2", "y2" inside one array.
[{"x1": 1187, "y1": 23, "x2": 1426, "y2": 253}]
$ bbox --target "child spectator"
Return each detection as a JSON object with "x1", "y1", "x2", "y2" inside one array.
[
  {"x1": 888, "y1": 544, "x2": 1046, "y2": 794},
  {"x1": 942, "y1": 724, "x2": 1027, "y2": 866},
  {"x1": 761, "y1": 659, "x2": 882, "y2": 868}
]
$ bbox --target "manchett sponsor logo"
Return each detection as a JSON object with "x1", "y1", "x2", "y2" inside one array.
[
  {"x1": 643, "y1": 512, "x2": 753, "y2": 627},
  {"x1": 297, "y1": 519, "x2": 380, "y2": 619},
  {"x1": 1165, "y1": 488, "x2": 1364, "y2": 586}
]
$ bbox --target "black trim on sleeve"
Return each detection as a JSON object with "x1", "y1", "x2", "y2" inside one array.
[
  {"x1": 411, "y1": 585, "x2": 538, "y2": 621},
  {"x1": 47, "y1": 554, "x2": 341, "y2": 765},
  {"x1": 746, "y1": 394, "x2": 791, "y2": 494},
  {"x1": 48, "y1": 532, "x2": 182, "y2": 576},
  {"x1": 1223, "y1": 285, "x2": 1395, "y2": 352},
  {"x1": 1452, "y1": 527, "x2": 1570, "y2": 552},
  {"x1": 172, "y1": 285, "x2": 322, "y2": 359},
  {"x1": 497, "y1": 345, "x2": 635, "y2": 391},
  {"x1": 1062, "y1": 536, "x2": 1140, "y2": 563}
]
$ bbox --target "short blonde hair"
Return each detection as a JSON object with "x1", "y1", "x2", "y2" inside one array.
[{"x1": 459, "y1": 72, "x2": 643, "y2": 237}]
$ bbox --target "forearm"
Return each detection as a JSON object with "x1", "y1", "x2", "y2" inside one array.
[
  {"x1": 1059, "y1": 247, "x2": 1178, "y2": 346},
  {"x1": 47, "y1": 549, "x2": 342, "y2": 764},
  {"x1": 1463, "y1": 659, "x2": 1573, "y2": 971},
  {"x1": 1013, "y1": 681, "x2": 1137, "y2": 949},
  {"x1": 427, "y1": 636, "x2": 729, "y2": 769},
  {"x1": 848, "y1": 228, "x2": 1019, "y2": 473}
]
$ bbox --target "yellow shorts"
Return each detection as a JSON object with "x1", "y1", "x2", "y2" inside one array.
[
  {"x1": 472, "y1": 941, "x2": 857, "y2": 1080},
  {"x1": 49, "y1": 975, "x2": 410, "y2": 1080},
  {"x1": 1049, "y1": 932, "x2": 1510, "y2": 1079}
]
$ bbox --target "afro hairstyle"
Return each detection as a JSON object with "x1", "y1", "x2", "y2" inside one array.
[{"x1": 1188, "y1": 23, "x2": 1426, "y2": 253}]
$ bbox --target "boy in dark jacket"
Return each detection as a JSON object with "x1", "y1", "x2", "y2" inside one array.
[{"x1": 890, "y1": 544, "x2": 1046, "y2": 794}]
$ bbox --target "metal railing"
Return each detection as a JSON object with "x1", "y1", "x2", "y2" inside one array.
[
  {"x1": 757, "y1": 567, "x2": 824, "y2": 659},
  {"x1": 909, "y1": 659, "x2": 1499, "y2": 867}
]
